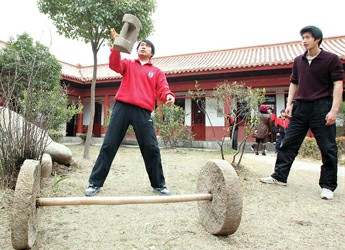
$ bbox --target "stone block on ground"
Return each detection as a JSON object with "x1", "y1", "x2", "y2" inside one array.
[
  {"x1": 44, "y1": 141, "x2": 72, "y2": 165},
  {"x1": 41, "y1": 153, "x2": 52, "y2": 178}
]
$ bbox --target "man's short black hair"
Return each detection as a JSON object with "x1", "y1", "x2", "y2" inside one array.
[
  {"x1": 300, "y1": 25, "x2": 323, "y2": 46},
  {"x1": 136, "y1": 39, "x2": 155, "y2": 57}
]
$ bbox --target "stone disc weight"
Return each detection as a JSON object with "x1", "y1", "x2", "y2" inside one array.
[
  {"x1": 11, "y1": 160, "x2": 41, "y2": 249},
  {"x1": 196, "y1": 159, "x2": 243, "y2": 235}
]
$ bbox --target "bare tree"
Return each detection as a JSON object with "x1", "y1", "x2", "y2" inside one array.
[{"x1": 189, "y1": 80, "x2": 265, "y2": 166}]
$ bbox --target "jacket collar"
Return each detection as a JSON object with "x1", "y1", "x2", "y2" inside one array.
[{"x1": 135, "y1": 58, "x2": 153, "y2": 65}]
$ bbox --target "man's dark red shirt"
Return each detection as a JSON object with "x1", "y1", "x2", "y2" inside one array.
[{"x1": 290, "y1": 49, "x2": 344, "y2": 101}]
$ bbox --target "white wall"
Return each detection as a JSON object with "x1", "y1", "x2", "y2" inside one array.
[
  {"x1": 83, "y1": 103, "x2": 90, "y2": 125},
  {"x1": 276, "y1": 94, "x2": 286, "y2": 116},
  {"x1": 205, "y1": 98, "x2": 224, "y2": 126},
  {"x1": 185, "y1": 98, "x2": 192, "y2": 126}
]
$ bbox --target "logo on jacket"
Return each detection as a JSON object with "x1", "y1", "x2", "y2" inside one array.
[{"x1": 148, "y1": 70, "x2": 154, "y2": 78}]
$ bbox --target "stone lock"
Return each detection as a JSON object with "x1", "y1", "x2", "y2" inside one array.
[{"x1": 113, "y1": 14, "x2": 142, "y2": 54}]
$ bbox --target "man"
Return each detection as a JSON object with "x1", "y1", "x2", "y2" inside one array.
[
  {"x1": 85, "y1": 28, "x2": 175, "y2": 196},
  {"x1": 260, "y1": 26, "x2": 344, "y2": 200},
  {"x1": 274, "y1": 109, "x2": 290, "y2": 153}
]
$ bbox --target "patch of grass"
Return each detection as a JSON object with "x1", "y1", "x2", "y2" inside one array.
[{"x1": 51, "y1": 175, "x2": 70, "y2": 193}]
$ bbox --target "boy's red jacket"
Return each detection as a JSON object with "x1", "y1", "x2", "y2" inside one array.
[
  {"x1": 274, "y1": 117, "x2": 290, "y2": 132},
  {"x1": 270, "y1": 113, "x2": 276, "y2": 122},
  {"x1": 109, "y1": 48, "x2": 174, "y2": 111}
]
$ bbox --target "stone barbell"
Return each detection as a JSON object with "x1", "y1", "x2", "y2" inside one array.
[{"x1": 11, "y1": 159, "x2": 243, "y2": 249}]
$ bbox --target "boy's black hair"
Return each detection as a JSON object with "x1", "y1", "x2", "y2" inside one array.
[{"x1": 300, "y1": 25, "x2": 323, "y2": 46}]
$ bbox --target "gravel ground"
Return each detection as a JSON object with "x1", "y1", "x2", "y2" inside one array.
[{"x1": 1, "y1": 144, "x2": 344, "y2": 250}]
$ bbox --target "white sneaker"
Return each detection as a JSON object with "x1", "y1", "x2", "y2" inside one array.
[
  {"x1": 260, "y1": 176, "x2": 287, "y2": 186},
  {"x1": 84, "y1": 184, "x2": 101, "y2": 197},
  {"x1": 320, "y1": 188, "x2": 334, "y2": 200},
  {"x1": 152, "y1": 187, "x2": 172, "y2": 196}
]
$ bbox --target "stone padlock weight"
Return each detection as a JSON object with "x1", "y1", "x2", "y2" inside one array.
[{"x1": 113, "y1": 14, "x2": 142, "y2": 54}]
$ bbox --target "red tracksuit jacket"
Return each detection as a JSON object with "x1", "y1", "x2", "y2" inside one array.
[
  {"x1": 274, "y1": 116, "x2": 290, "y2": 133},
  {"x1": 109, "y1": 48, "x2": 174, "y2": 112}
]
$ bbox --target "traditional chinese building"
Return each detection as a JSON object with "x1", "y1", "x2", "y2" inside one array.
[
  {"x1": 62, "y1": 36, "x2": 345, "y2": 141},
  {"x1": 3, "y1": 37, "x2": 345, "y2": 141}
]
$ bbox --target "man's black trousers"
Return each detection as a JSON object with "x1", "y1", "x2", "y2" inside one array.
[
  {"x1": 272, "y1": 98, "x2": 338, "y2": 191},
  {"x1": 88, "y1": 101, "x2": 166, "y2": 189}
]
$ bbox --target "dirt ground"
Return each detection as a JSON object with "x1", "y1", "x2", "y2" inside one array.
[{"x1": 1, "y1": 144, "x2": 345, "y2": 250}]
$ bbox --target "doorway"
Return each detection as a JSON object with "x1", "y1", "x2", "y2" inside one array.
[
  {"x1": 191, "y1": 98, "x2": 205, "y2": 140},
  {"x1": 93, "y1": 102, "x2": 102, "y2": 137}
]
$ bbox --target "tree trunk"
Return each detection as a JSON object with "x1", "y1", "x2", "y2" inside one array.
[{"x1": 83, "y1": 47, "x2": 98, "y2": 159}]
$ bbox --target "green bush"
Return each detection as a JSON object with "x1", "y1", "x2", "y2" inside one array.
[
  {"x1": 337, "y1": 102, "x2": 345, "y2": 136},
  {"x1": 79, "y1": 134, "x2": 87, "y2": 141},
  {"x1": 299, "y1": 136, "x2": 345, "y2": 164},
  {"x1": 299, "y1": 137, "x2": 320, "y2": 160},
  {"x1": 154, "y1": 105, "x2": 194, "y2": 148},
  {"x1": 48, "y1": 129, "x2": 64, "y2": 143},
  {"x1": 0, "y1": 33, "x2": 82, "y2": 189}
]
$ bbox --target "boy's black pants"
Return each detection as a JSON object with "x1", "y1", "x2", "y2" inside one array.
[{"x1": 88, "y1": 101, "x2": 166, "y2": 189}]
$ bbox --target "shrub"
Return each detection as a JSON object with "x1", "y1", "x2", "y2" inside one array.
[
  {"x1": 79, "y1": 134, "x2": 87, "y2": 141},
  {"x1": 48, "y1": 129, "x2": 65, "y2": 143},
  {"x1": 154, "y1": 105, "x2": 194, "y2": 148},
  {"x1": 299, "y1": 136, "x2": 345, "y2": 164},
  {"x1": 299, "y1": 137, "x2": 320, "y2": 160},
  {"x1": 0, "y1": 33, "x2": 82, "y2": 189}
]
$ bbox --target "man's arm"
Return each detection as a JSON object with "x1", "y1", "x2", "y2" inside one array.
[
  {"x1": 156, "y1": 70, "x2": 175, "y2": 106},
  {"x1": 325, "y1": 80, "x2": 343, "y2": 126},
  {"x1": 285, "y1": 83, "x2": 298, "y2": 117},
  {"x1": 109, "y1": 28, "x2": 126, "y2": 74}
]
